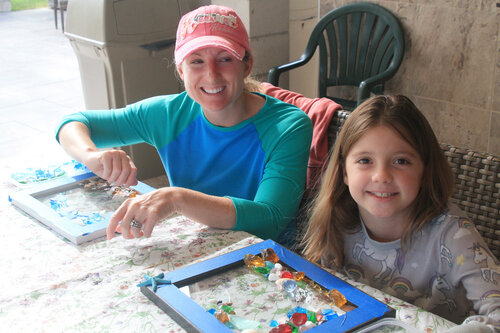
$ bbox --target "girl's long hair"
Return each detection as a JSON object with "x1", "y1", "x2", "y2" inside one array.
[{"x1": 301, "y1": 95, "x2": 455, "y2": 267}]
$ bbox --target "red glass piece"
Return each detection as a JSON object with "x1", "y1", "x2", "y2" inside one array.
[{"x1": 291, "y1": 312, "x2": 308, "y2": 326}]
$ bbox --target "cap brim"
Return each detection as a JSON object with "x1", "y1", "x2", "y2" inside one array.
[{"x1": 175, "y1": 35, "x2": 246, "y2": 65}]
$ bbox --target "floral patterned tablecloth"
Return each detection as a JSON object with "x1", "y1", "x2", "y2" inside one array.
[{"x1": 0, "y1": 171, "x2": 457, "y2": 332}]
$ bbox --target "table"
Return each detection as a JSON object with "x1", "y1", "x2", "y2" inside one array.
[{"x1": 0, "y1": 163, "x2": 457, "y2": 332}]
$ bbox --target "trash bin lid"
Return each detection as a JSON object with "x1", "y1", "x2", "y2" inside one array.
[{"x1": 66, "y1": 0, "x2": 181, "y2": 45}]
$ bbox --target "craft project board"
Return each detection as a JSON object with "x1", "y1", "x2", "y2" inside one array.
[
  {"x1": 141, "y1": 239, "x2": 395, "y2": 332},
  {"x1": 9, "y1": 171, "x2": 155, "y2": 245}
]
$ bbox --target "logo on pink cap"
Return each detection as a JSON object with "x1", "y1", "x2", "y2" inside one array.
[{"x1": 174, "y1": 5, "x2": 250, "y2": 65}]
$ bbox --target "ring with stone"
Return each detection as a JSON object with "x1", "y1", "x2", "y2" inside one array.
[{"x1": 130, "y1": 219, "x2": 142, "y2": 229}]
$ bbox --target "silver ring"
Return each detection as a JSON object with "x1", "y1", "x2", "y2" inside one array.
[{"x1": 130, "y1": 219, "x2": 142, "y2": 229}]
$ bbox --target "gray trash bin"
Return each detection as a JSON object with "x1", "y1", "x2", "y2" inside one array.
[{"x1": 64, "y1": 0, "x2": 195, "y2": 180}]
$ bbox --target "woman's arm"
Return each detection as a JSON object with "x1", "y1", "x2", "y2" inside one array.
[{"x1": 106, "y1": 186, "x2": 236, "y2": 239}]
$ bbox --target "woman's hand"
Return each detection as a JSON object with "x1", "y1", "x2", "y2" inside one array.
[
  {"x1": 57, "y1": 121, "x2": 138, "y2": 187},
  {"x1": 83, "y1": 149, "x2": 138, "y2": 187},
  {"x1": 106, "y1": 187, "x2": 237, "y2": 240},
  {"x1": 106, "y1": 187, "x2": 178, "y2": 239}
]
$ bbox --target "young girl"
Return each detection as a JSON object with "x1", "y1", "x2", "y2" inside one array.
[{"x1": 302, "y1": 95, "x2": 500, "y2": 331}]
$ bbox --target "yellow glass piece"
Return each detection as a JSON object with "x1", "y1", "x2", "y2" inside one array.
[
  {"x1": 291, "y1": 271, "x2": 305, "y2": 281},
  {"x1": 325, "y1": 289, "x2": 347, "y2": 308},
  {"x1": 243, "y1": 254, "x2": 265, "y2": 267}
]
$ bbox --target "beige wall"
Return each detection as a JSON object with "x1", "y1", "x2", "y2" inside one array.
[{"x1": 320, "y1": 0, "x2": 500, "y2": 155}]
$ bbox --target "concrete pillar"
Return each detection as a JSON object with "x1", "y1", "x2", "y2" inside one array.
[
  {"x1": 212, "y1": 0, "x2": 290, "y2": 82},
  {"x1": 289, "y1": 0, "x2": 318, "y2": 98}
]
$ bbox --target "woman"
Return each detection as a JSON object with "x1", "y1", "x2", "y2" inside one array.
[{"x1": 55, "y1": 5, "x2": 313, "y2": 244}]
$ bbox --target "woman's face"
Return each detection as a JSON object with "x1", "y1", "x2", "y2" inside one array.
[{"x1": 177, "y1": 47, "x2": 252, "y2": 121}]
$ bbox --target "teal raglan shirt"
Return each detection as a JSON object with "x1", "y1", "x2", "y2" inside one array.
[{"x1": 55, "y1": 92, "x2": 313, "y2": 241}]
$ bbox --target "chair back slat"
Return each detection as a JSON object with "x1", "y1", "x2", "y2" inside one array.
[
  {"x1": 356, "y1": 13, "x2": 377, "y2": 82},
  {"x1": 347, "y1": 13, "x2": 363, "y2": 81},
  {"x1": 336, "y1": 16, "x2": 349, "y2": 83},
  {"x1": 371, "y1": 29, "x2": 393, "y2": 76}
]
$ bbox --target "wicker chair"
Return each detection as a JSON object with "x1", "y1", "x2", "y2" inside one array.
[
  {"x1": 297, "y1": 111, "x2": 500, "y2": 260},
  {"x1": 441, "y1": 144, "x2": 500, "y2": 259}
]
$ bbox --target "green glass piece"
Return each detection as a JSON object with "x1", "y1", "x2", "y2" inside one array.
[
  {"x1": 307, "y1": 310, "x2": 317, "y2": 323},
  {"x1": 253, "y1": 266, "x2": 271, "y2": 274}
]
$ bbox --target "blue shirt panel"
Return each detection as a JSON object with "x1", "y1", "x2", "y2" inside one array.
[{"x1": 159, "y1": 114, "x2": 266, "y2": 199}]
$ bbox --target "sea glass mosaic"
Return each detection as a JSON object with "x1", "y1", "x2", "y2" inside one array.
[
  {"x1": 140, "y1": 240, "x2": 393, "y2": 333},
  {"x1": 10, "y1": 172, "x2": 155, "y2": 244},
  {"x1": 39, "y1": 178, "x2": 137, "y2": 227},
  {"x1": 182, "y1": 248, "x2": 354, "y2": 332}
]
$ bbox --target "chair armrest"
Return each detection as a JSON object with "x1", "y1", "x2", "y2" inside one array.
[
  {"x1": 268, "y1": 56, "x2": 311, "y2": 86},
  {"x1": 358, "y1": 70, "x2": 396, "y2": 105},
  {"x1": 268, "y1": 34, "x2": 319, "y2": 86}
]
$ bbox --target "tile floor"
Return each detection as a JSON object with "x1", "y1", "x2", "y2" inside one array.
[
  {"x1": 0, "y1": 8, "x2": 170, "y2": 187},
  {"x1": 0, "y1": 8, "x2": 84, "y2": 162}
]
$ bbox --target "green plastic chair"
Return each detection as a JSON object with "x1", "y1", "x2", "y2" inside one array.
[{"x1": 268, "y1": 2, "x2": 405, "y2": 110}]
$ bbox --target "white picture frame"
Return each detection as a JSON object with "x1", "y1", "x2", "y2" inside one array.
[{"x1": 10, "y1": 171, "x2": 155, "y2": 245}]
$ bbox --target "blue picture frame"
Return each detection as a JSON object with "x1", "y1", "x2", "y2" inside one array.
[
  {"x1": 140, "y1": 239, "x2": 394, "y2": 332},
  {"x1": 9, "y1": 171, "x2": 155, "y2": 245}
]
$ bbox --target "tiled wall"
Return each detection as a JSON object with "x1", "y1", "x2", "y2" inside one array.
[{"x1": 320, "y1": 0, "x2": 500, "y2": 154}]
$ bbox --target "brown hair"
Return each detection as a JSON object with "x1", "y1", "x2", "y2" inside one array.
[{"x1": 301, "y1": 95, "x2": 455, "y2": 267}]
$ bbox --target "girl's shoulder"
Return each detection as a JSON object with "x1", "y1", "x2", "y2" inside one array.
[
  {"x1": 424, "y1": 204, "x2": 494, "y2": 256},
  {"x1": 426, "y1": 204, "x2": 474, "y2": 231}
]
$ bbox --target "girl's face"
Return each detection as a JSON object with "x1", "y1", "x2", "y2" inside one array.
[
  {"x1": 177, "y1": 47, "x2": 252, "y2": 126},
  {"x1": 343, "y1": 125, "x2": 424, "y2": 241}
]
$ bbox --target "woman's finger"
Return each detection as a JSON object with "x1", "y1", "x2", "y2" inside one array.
[{"x1": 107, "y1": 199, "x2": 129, "y2": 239}]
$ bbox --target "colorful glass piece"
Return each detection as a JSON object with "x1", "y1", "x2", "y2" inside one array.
[
  {"x1": 269, "y1": 320, "x2": 279, "y2": 327},
  {"x1": 221, "y1": 304, "x2": 235, "y2": 314},
  {"x1": 291, "y1": 312, "x2": 308, "y2": 326},
  {"x1": 290, "y1": 288, "x2": 312, "y2": 303},
  {"x1": 244, "y1": 254, "x2": 266, "y2": 267},
  {"x1": 306, "y1": 310, "x2": 316, "y2": 323},
  {"x1": 281, "y1": 271, "x2": 293, "y2": 279},
  {"x1": 321, "y1": 309, "x2": 333, "y2": 316},
  {"x1": 254, "y1": 266, "x2": 271, "y2": 275},
  {"x1": 325, "y1": 289, "x2": 347, "y2": 308},
  {"x1": 230, "y1": 315, "x2": 261, "y2": 330},
  {"x1": 268, "y1": 273, "x2": 279, "y2": 282},
  {"x1": 261, "y1": 248, "x2": 280, "y2": 263},
  {"x1": 282, "y1": 279, "x2": 298, "y2": 293},
  {"x1": 265, "y1": 261, "x2": 275, "y2": 269},
  {"x1": 214, "y1": 310, "x2": 230, "y2": 323},
  {"x1": 291, "y1": 271, "x2": 305, "y2": 281}
]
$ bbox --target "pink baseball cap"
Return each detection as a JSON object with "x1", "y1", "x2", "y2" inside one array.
[{"x1": 175, "y1": 5, "x2": 251, "y2": 65}]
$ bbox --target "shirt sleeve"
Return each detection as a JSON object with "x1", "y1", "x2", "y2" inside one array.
[
  {"x1": 54, "y1": 95, "x2": 177, "y2": 148},
  {"x1": 445, "y1": 215, "x2": 500, "y2": 329},
  {"x1": 230, "y1": 107, "x2": 313, "y2": 240}
]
